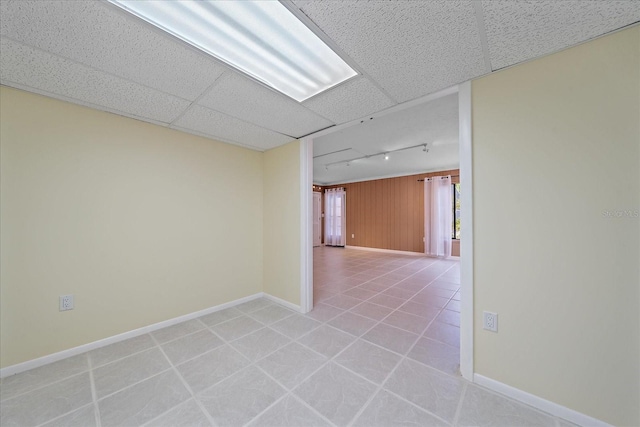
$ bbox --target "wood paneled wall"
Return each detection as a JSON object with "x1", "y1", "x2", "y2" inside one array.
[{"x1": 321, "y1": 169, "x2": 459, "y2": 253}]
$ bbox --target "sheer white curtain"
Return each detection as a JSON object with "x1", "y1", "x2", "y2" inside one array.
[
  {"x1": 325, "y1": 188, "x2": 346, "y2": 247},
  {"x1": 424, "y1": 176, "x2": 452, "y2": 257}
]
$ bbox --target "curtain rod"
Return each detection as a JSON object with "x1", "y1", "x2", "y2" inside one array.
[{"x1": 417, "y1": 175, "x2": 459, "y2": 181}]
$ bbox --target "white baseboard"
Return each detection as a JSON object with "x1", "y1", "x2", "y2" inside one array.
[
  {"x1": 263, "y1": 293, "x2": 302, "y2": 313},
  {"x1": 345, "y1": 245, "x2": 425, "y2": 257},
  {"x1": 473, "y1": 374, "x2": 611, "y2": 427},
  {"x1": 0, "y1": 293, "x2": 264, "y2": 378}
]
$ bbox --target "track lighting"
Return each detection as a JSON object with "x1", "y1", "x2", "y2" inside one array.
[{"x1": 323, "y1": 142, "x2": 432, "y2": 170}]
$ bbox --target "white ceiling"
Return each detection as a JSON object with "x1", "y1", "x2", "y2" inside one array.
[
  {"x1": 1, "y1": 0, "x2": 638, "y2": 153},
  {"x1": 314, "y1": 93, "x2": 459, "y2": 185}
]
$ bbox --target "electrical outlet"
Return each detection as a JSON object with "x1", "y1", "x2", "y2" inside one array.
[
  {"x1": 483, "y1": 311, "x2": 498, "y2": 332},
  {"x1": 351, "y1": 234, "x2": 355, "y2": 238},
  {"x1": 59, "y1": 295, "x2": 74, "y2": 311}
]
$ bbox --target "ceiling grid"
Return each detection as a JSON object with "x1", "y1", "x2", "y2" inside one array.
[{"x1": 1, "y1": 0, "x2": 638, "y2": 166}]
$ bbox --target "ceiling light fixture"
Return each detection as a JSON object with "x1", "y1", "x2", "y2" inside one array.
[{"x1": 108, "y1": 0, "x2": 357, "y2": 102}]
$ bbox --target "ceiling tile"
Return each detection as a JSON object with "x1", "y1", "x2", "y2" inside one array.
[
  {"x1": 482, "y1": 1, "x2": 640, "y2": 70},
  {"x1": 313, "y1": 93, "x2": 458, "y2": 184},
  {"x1": 0, "y1": 0, "x2": 226, "y2": 100},
  {"x1": 0, "y1": 39, "x2": 190, "y2": 124},
  {"x1": 293, "y1": 0, "x2": 487, "y2": 103},
  {"x1": 303, "y1": 77, "x2": 395, "y2": 124},
  {"x1": 197, "y1": 72, "x2": 333, "y2": 138},
  {"x1": 172, "y1": 105, "x2": 293, "y2": 151}
]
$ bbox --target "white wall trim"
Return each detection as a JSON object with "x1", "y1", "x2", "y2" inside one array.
[
  {"x1": 263, "y1": 293, "x2": 302, "y2": 313},
  {"x1": 473, "y1": 374, "x2": 612, "y2": 427},
  {"x1": 458, "y1": 80, "x2": 474, "y2": 382},
  {"x1": 345, "y1": 245, "x2": 426, "y2": 257},
  {"x1": 299, "y1": 137, "x2": 313, "y2": 313},
  {"x1": 0, "y1": 293, "x2": 264, "y2": 378}
]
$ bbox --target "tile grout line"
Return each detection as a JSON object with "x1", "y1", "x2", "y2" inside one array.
[
  {"x1": 184, "y1": 306, "x2": 335, "y2": 427},
  {"x1": 0, "y1": 369, "x2": 90, "y2": 403},
  {"x1": 145, "y1": 334, "x2": 219, "y2": 427},
  {"x1": 345, "y1": 261, "x2": 459, "y2": 426},
  {"x1": 87, "y1": 354, "x2": 102, "y2": 427},
  {"x1": 452, "y1": 381, "x2": 469, "y2": 426},
  {"x1": 6, "y1": 251, "x2": 459, "y2": 427}
]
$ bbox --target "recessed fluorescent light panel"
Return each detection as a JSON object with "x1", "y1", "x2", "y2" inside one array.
[{"x1": 108, "y1": 0, "x2": 358, "y2": 102}]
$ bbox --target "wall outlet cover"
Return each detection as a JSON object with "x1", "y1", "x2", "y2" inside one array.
[
  {"x1": 59, "y1": 295, "x2": 74, "y2": 311},
  {"x1": 483, "y1": 311, "x2": 498, "y2": 332}
]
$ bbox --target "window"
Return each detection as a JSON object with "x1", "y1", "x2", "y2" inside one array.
[{"x1": 452, "y1": 183, "x2": 460, "y2": 239}]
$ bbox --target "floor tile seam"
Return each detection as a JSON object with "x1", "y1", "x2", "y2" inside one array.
[
  {"x1": 241, "y1": 309, "x2": 297, "y2": 328},
  {"x1": 375, "y1": 312, "x2": 449, "y2": 390},
  {"x1": 138, "y1": 399, "x2": 206, "y2": 427},
  {"x1": 31, "y1": 402, "x2": 97, "y2": 427},
  {"x1": 89, "y1": 339, "x2": 158, "y2": 370},
  {"x1": 237, "y1": 391, "x2": 288, "y2": 427},
  {"x1": 404, "y1": 352, "x2": 464, "y2": 380},
  {"x1": 226, "y1": 333, "x2": 293, "y2": 364},
  {"x1": 451, "y1": 380, "x2": 469, "y2": 427},
  {"x1": 345, "y1": 305, "x2": 459, "y2": 427},
  {"x1": 284, "y1": 323, "x2": 395, "y2": 391},
  {"x1": 152, "y1": 324, "x2": 209, "y2": 346},
  {"x1": 380, "y1": 307, "x2": 444, "y2": 340},
  {"x1": 199, "y1": 310, "x2": 244, "y2": 328},
  {"x1": 287, "y1": 357, "x2": 380, "y2": 423},
  {"x1": 90, "y1": 345, "x2": 170, "y2": 374},
  {"x1": 147, "y1": 333, "x2": 218, "y2": 427},
  {"x1": 87, "y1": 354, "x2": 102, "y2": 427},
  {"x1": 378, "y1": 385, "x2": 455, "y2": 427},
  {"x1": 207, "y1": 322, "x2": 273, "y2": 343},
  {"x1": 336, "y1": 332, "x2": 409, "y2": 360},
  {"x1": 287, "y1": 330, "x2": 343, "y2": 361},
  {"x1": 411, "y1": 263, "x2": 459, "y2": 311},
  {"x1": 152, "y1": 336, "x2": 231, "y2": 368},
  {"x1": 329, "y1": 256, "x2": 428, "y2": 294},
  {"x1": 0, "y1": 368, "x2": 91, "y2": 403},
  {"x1": 92, "y1": 365, "x2": 174, "y2": 402},
  {"x1": 288, "y1": 392, "x2": 339, "y2": 427},
  {"x1": 325, "y1": 303, "x2": 402, "y2": 346},
  {"x1": 185, "y1": 332, "x2": 330, "y2": 426},
  {"x1": 343, "y1": 347, "x2": 429, "y2": 426},
  {"x1": 244, "y1": 367, "x2": 337, "y2": 427},
  {"x1": 305, "y1": 307, "x2": 345, "y2": 324},
  {"x1": 415, "y1": 334, "x2": 459, "y2": 350},
  {"x1": 409, "y1": 265, "x2": 461, "y2": 348}
]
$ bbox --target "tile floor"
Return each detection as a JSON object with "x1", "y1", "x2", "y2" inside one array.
[{"x1": 1, "y1": 247, "x2": 574, "y2": 427}]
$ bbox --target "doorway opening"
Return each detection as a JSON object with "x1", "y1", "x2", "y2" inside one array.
[{"x1": 301, "y1": 82, "x2": 473, "y2": 381}]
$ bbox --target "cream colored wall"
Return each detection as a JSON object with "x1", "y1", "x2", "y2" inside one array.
[
  {"x1": 0, "y1": 87, "x2": 264, "y2": 368},
  {"x1": 472, "y1": 27, "x2": 639, "y2": 426},
  {"x1": 263, "y1": 140, "x2": 301, "y2": 306}
]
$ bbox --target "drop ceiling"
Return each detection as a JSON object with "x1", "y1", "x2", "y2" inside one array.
[
  {"x1": 1, "y1": 1, "x2": 638, "y2": 154},
  {"x1": 314, "y1": 93, "x2": 459, "y2": 185}
]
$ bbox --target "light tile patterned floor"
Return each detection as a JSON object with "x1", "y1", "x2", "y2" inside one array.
[{"x1": 1, "y1": 247, "x2": 573, "y2": 426}]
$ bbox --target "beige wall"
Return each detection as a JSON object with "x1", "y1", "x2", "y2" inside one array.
[
  {"x1": 472, "y1": 27, "x2": 639, "y2": 426},
  {"x1": 263, "y1": 140, "x2": 301, "y2": 306},
  {"x1": 0, "y1": 87, "x2": 264, "y2": 368}
]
